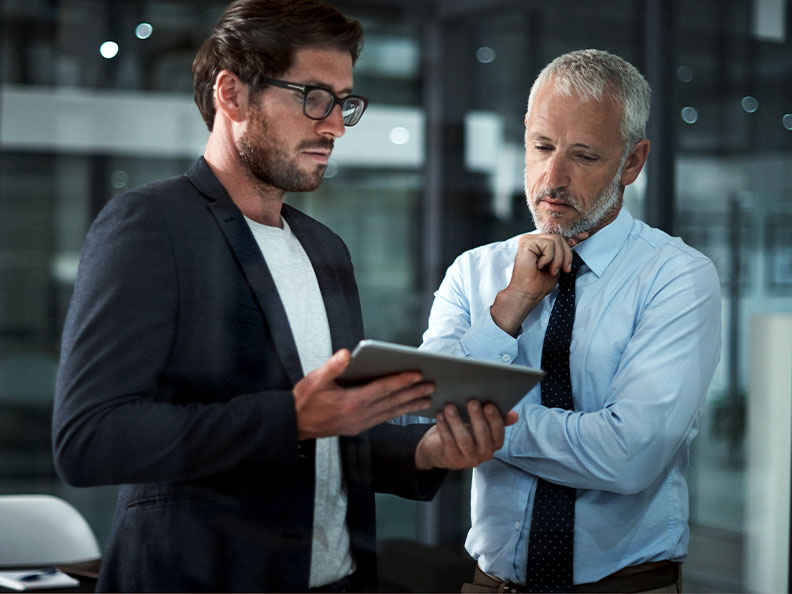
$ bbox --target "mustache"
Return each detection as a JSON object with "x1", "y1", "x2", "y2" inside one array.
[
  {"x1": 533, "y1": 188, "x2": 578, "y2": 207},
  {"x1": 298, "y1": 139, "x2": 335, "y2": 152}
]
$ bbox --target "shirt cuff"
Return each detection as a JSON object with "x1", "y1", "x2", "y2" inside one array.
[{"x1": 459, "y1": 311, "x2": 520, "y2": 364}]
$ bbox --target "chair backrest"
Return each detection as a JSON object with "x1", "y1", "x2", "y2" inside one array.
[{"x1": 0, "y1": 494, "x2": 101, "y2": 567}]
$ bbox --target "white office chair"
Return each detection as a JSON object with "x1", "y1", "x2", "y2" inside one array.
[{"x1": 0, "y1": 494, "x2": 101, "y2": 568}]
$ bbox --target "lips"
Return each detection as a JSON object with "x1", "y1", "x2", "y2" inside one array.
[
  {"x1": 303, "y1": 150, "x2": 330, "y2": 165},
  {"x1": 542, "y1": 198, "x2": 573, "y2": 208},
  {"x1": 300, "y1": 140, "x2": 334, "y2": 165},
  {"x1": 534, "y1": 189, "x2": 578, "y2": 212}
]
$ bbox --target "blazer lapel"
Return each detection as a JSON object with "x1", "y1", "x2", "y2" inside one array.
[{"x1": 186, "y1": 159, "x2": 304, "y2": 387}]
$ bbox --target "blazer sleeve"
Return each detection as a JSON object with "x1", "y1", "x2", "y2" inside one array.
[
  {"x1": 53, "y1": 190, "x2": 301, "y2": 487},
  {"x1": 368, "y1": 423, "x2": 446, "y2": 500}
]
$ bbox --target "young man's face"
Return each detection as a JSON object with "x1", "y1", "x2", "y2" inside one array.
[
  {"x1": 237, "y1": 46, "x2": 354, "y2": 193},
  {"x1": 523, "y1": 80, "x2": 629, "y2": 237}
]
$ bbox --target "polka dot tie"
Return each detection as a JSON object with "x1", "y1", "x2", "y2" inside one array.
[{"x1": 525, "y1": 252, "x2": 583, "y2": 593}]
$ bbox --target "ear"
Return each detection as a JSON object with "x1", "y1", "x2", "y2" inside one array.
[
  {"x1": 214, "y1": 69, "x2": 249, "y2": 123},
  {"x1": 620, "y1": 139, "x2": 650, "y2": 186}
]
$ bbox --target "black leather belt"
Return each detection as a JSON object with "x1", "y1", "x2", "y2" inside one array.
[{"x1": 466, "y1": 560, "x2": 681, "y2": 593}]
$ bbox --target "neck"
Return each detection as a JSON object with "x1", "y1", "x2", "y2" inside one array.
[
  {"x1": 583, "y1": 203, "x2": 620, "y2": 237},
  {"x1": 203, "y1": 133, "x2": 284, "y2": 228}
]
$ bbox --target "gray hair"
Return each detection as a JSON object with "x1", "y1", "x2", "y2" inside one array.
[{"x1": 527, "y1": 49, "x2": 651, "y2": 151}]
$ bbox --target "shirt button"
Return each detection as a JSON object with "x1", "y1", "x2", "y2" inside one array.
[
  {"x1": 501, "y1": 353, "x2": 511, "y2": 362},
  {"x1": 513, "y1": 521, "x2": 521, "y2": 530}
]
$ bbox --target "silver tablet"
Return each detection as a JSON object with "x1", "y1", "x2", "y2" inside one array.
[{"x1": 338, "y1": 339, "x2": 543, "y2": 419}]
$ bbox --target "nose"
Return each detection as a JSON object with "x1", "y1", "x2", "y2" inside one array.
[
  {"x1": 316, "y1": 104, "x2": 346, "y2": 139},
  {"x1": 545, "y1": 153, "x2": 570, "y2": 190}
]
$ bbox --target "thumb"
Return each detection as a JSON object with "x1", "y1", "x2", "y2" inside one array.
[{"x1": 306, "y1": 349, "x2": 351, "y2": 388}]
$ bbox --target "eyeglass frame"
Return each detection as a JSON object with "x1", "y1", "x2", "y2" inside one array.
[{"x1": 258, "y1": 77, "x2": 369, "y2": 127}]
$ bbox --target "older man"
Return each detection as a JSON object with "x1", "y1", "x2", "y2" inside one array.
[{"x1": 420, "y1": 49, "x2": 721, "y2": 593}]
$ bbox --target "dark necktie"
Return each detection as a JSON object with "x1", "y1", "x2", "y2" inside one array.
[{"x1": 525, "y1": 251, "x2": 583, "y2": 593}]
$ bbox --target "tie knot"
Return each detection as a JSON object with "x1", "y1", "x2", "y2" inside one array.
[
  {"x1": 560, "y1": 252, "x2": 583, "y2": 287},
  {"x1": 570, "y1": 251, "x2": 584, "y2": 275}
]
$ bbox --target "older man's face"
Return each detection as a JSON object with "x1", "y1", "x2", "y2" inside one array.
[{"x1": 523, "y1": 81, "x2": 629, "y2": 237}]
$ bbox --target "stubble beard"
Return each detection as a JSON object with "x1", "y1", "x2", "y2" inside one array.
[
  {"x1": 525, "y1": 165, "x2": 623, "y2": 237},
  {"x1": 237, "y1": 106, "x2": 332, "y2": 193}
]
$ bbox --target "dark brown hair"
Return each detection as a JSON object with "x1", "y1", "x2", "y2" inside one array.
[{"x1": 192, "y1": 0, "x2": 363, "y2": 131}]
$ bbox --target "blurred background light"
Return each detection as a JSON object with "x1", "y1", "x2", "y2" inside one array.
[
  {"x1": 99, "y1": 41, "x2": 118, "y2": 59},
  {"x1": 741, "y1": 96, "x2": 759, "y2": 113},
  {"x1": 476, "y1": 46, "x2": 496, "y2": 64},
  {"x1": 681, "y1": 106, "x2": 698, "y2": 124},
  {"x1": 110, "y1": 170, "x2": 128, "y2": 189},
  {"x1": 677, "y1": 65, "x2": 694, "y2": 83},
  {"x1": 135, "y1": 23, "x2": 153, "y2": 40},
  {"x1": 388, "y1": 126, "x2": 410, "y2": 145}
]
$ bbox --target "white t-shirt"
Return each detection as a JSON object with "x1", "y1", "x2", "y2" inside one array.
[{"x1": 245, "y1": 215, "x2": 354, "y2": 587}]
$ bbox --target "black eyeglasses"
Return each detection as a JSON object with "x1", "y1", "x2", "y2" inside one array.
[{"x1": 260, "y1": 77, "x2": 368, "y2": 127}]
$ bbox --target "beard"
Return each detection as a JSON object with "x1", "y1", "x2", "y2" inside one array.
[
  {"x1": 237, "y1": 105, "x2": 333, "y2": 193},
  {"x1": 525, "y1": 165, "x2": 623, "y2": 237}
]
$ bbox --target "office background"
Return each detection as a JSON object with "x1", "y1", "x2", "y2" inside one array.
[{"x1": 1, "y1": 0, "x2": 791, "y2": 591}]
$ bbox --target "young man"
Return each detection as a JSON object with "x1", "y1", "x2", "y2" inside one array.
[
  {"x1": 52, "y1": 1, "x2": 512, "y2": 591},
  {"x1": 420, "y1": 49, "x2": 722, "y2": 593}
]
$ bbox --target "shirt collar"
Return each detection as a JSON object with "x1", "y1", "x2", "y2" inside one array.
[{"x1": 574, "y1": 206, "x2": 634, "y2": 279}]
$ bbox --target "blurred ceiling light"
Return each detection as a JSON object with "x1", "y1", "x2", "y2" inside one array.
[
  {"x1": 681, "y1": 106, "x2": 698, "y2": 124},
  {"x1": 135, "y1": 23, "x2": 154, "y2": 40},
  {"x1": 741, "y1": 96, "x2": 759, "y2": 113},
  {"x1": 100, "y1": 41, "x2": 119, "y2": 59},
  {"x1": 676, "y1": 65, "x2": 693, "y2": 83},
  {"x1": 388, "y1": 126, "x2": 410, "y2": 145},
  {"x1": 476, "y1": 46, "x2": 496, "y2": 64},
  {"x1": 111, "y1": 170, "x2": 128, "y2": 189}
]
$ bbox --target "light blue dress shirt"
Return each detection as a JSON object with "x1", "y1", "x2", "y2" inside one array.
[{"x1": 419, "y1": 207, "x2": 722, "y2": 585}]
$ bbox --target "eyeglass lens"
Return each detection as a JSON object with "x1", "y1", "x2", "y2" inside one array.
[{"x1": 304, "y1": 88, "x2": 365, "y2": 126}]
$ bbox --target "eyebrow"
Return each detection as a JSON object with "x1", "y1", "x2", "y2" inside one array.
[
  {"x1": 529, "y1": 133, "x2": 600, "y2": 152},
  {"x1": 300, "y1": 79, "x2": 354, "y2": 96}
]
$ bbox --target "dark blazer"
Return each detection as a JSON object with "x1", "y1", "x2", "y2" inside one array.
[{"x1": 52, "y1": 158, "x2": 442, "y2": 592}]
